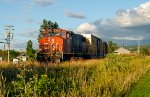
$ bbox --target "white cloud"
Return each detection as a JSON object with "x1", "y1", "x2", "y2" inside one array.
[
  {"x1": 112, "y1": 36, "x2": 144, "y2": 41},
  {"x1": 12, "y1": 29, "x2": 39, "y2": 50},
  {"x1": 76, "y1": 23, "x2": 97, "y2": 33},
  {"x1": 65, "y1": 10, "x2": 86, "y2": 19},
  {"x1": 19, "y1": 29, "x2": 39, "y2": 38},
  {"x1": 32, "y1": 0, "x2": 55, "y2": 7},
  {"x1": 115, "y1": 1, "x2": 150, "y2": 27},
  {"x1": 75, "y1": 1, "x2": 150, "y2": 45}
]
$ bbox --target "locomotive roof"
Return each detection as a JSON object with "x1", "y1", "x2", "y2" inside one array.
[
  {"x1": 81, "y1": 34, "x2": 102, "y2": 40},
  {"x1": 48, "y1": 28, "x2": 71, "y2": 32}
]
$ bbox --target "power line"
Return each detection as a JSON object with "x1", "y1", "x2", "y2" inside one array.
[{"x1": 3, "y1": 25, "x2": 14, "y2": 63}]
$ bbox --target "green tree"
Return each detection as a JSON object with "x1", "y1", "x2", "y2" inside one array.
[
  {"x1": 0, "y1": 50, "x2": 20, "y2": 61},
  {"x1": 108, "y1": 41, "x2": 119, "y2": 53},
  {"x1": 140, "y1": 47, "x2": 150, "y2": 56},
  {"x1": 38, "y1": 19, "x2": 59, "y2": 39},
  {"x1": 53, "y1": 22, "x2": 59, "y2": 29},
  {"x1": 26, "y1": 40, "x2": 36, "y2": 61},
  {"x1": 48, "y1": 20, "x2": 54, "y2": 29},
  {"x1": 10, "y1": 50, "x2": 20, "y2": 60},
  {"x1": 38, "y1": 19, "x2": 49, "y2": 39},
  {"x1": 0, "y1": 50, "x2": 8, "y2": 60}
]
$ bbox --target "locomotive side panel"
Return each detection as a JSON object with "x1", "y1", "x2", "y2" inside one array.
[
  {"x1": 37, "y1": 28, "x2": 108, "y2": 62},
  {"x1": 103, "y1": 41, "x2": 108, "y2": 56},
  {"x1": 81, "y1": 34, "x2": 107, "y2": 58},
  {"x1": 96, "y1": 38, "x2": 102, "y2": 57},
  {"x1": 38, "y1": 37, "x2": 49, "y2": 53},
  {"x1": 70, "y1": 34, "x2": 86, "y2": 56},
  {"x1": 81, "y1": 34, "x2": 100, "y2": 58},
  {"x1": 38, "y1": 36, "x2": 65, "y2": 62},
  {"x1": 38, "y1": 36, "x2": 64, "y2": 54}
]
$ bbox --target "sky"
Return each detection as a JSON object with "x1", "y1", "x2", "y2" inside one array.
[{"x1": 0, "y1": 0, "x2": 150, "y2": 50}]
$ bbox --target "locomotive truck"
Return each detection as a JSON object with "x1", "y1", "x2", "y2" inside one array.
[{"x1": 37, "y1": 28, "x2": 108, "y2": 62}]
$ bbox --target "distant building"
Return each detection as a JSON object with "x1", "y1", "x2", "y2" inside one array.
[
  {"x1": 17, "y1": 55, "x2": 27, "y2": 62},
  {"x1": 114, "y1": 47, "x2": 131, "y2": 54}
]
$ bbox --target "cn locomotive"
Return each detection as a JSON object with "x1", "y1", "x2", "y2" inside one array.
[{"x1": 37, "y1": 28, "x2": 108, "y2": 62}]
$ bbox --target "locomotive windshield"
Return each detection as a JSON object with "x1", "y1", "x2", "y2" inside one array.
[
  {"x1": 48, "y1": 32, "x2": 53, "y2": 36},
  {"x1": 60, "y1": 32, "x2": 65, "y2": 37},
  {"x1": 54, "y1": 32, "x2": 59, "y2": 35},
  {"x1": 47, "y1": 31, "x2": 66, "y2": 38}
]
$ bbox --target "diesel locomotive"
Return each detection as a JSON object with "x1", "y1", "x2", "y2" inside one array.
[{"x1": 37, "y1": 28, "x2": 108, "y2": 62}]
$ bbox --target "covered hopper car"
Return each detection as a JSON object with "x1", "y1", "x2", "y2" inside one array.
[{"x1": 37, "y1": 28, "x2": 108, "y2": 62}]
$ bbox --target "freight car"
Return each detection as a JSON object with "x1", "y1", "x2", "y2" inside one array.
[{"x1": 37, "y1": 28, "x2": 108, "y2": 62}]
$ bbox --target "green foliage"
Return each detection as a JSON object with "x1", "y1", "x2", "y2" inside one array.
[
  {"x1": 53, "y1": 22, "x2": 59, "y2": 29},
  {"x1": 10, "y1": 50, "x2": 20, "y2": 60},
  {"x1": 0, "y1": 50, "x2": 7, "y2": 60},
  {"x1": 38, "y1": 19, "x2": 59, "y2": 39},
  {"x1": 26, "y1": 40, "x2": 36, "y2": 61},
  {"x1": 140, "y1": 47, "x2": 150, "y2": 56},
  {"x1": 126, "y1": 71, "x2": 150, "y2": 97},
  {"x1": 108, "y1": 41, "x2": 119, "y2": 53},
  {"x1": 0, "y1": 50, "x2": 20, "y2": 61},
  {"x1": 1, "y1": 55, "x2": 150, "y2": 96}
]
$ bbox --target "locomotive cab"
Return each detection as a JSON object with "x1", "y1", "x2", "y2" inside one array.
[{"x1": 37, "y1": 28, "x2": 72, "y2": 62}]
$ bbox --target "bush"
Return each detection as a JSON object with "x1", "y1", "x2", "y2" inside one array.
[{"x1": 1, "y1": 55, "x2": 150, "y2": 96}]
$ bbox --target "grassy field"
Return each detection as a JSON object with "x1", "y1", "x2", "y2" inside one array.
[
  {"x1": 126, "y1": 71, "x2": 150, "y2": 97},
  {"x1": 1, "y1": 54, "x2": 150, "y2": 97}
]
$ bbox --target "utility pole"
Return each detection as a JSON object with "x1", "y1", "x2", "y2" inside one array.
[
  {"x1": 4, "y1": 25, "x2": 14, "y2": 63},
  {"x1": 137, "y1": 41, "x2": 140, "y2": 54}
]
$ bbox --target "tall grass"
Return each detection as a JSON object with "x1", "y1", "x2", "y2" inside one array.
[{"x1": 0, "y1": 54, "x2": 150, "y2": 97}]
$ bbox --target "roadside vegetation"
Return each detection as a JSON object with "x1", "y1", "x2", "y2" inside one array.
[
  {"x1": 0, "y1": 50, "x2": 20, "y2": 61},
  {"x1": 126, "y1": 71, "x2": 150, "y2": 97},
  {"x1": 1, "y1": 54, "x2": 150, "y2": 97}
]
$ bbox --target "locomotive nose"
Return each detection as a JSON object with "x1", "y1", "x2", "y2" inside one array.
[
  {"x1": 51, "y1": 38, "x2": 56, "y2": 51},
  {"x1": 52, "y1": 44, "x2": 56, "y2": 50}
]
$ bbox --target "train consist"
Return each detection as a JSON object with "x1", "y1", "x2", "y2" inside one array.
[{"x1": 37, "y1": 28, "x2": 108, "y2": 62}]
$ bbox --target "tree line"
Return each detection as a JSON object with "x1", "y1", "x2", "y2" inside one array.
[{"x1": 0, "y1": 19, "x2": 149, "y2": 62}]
